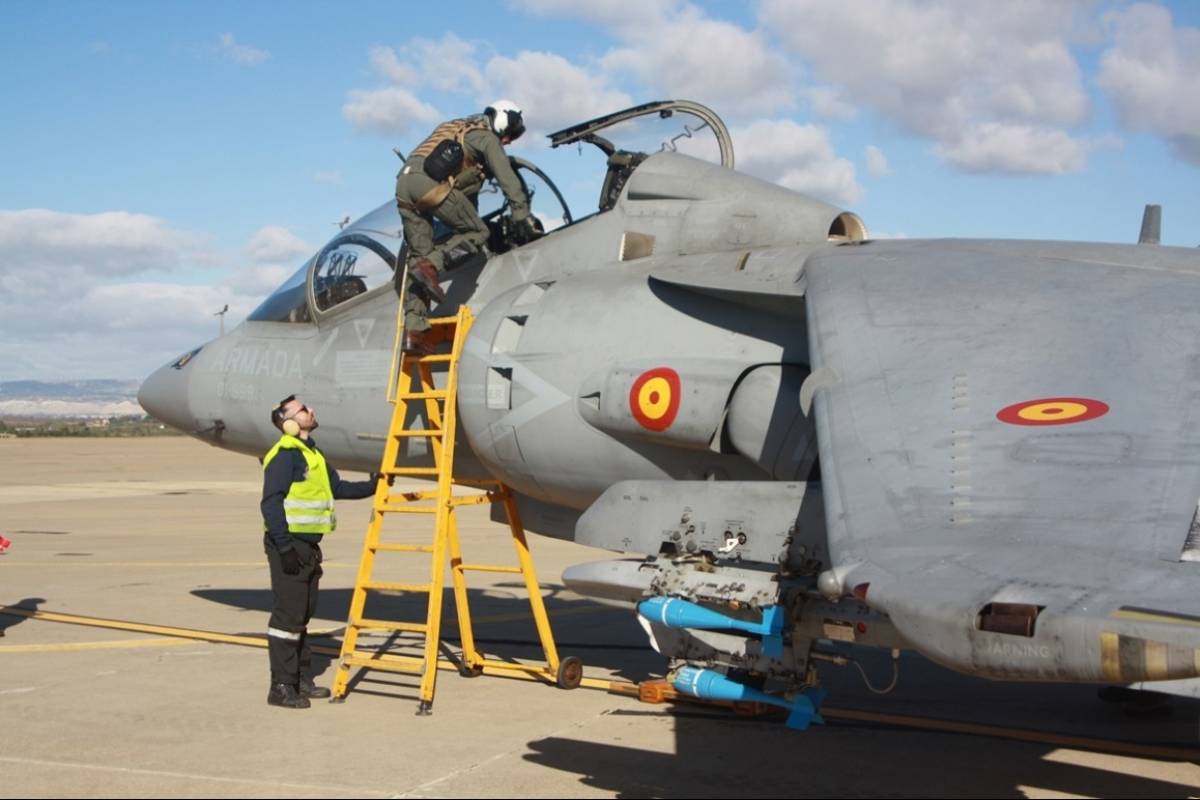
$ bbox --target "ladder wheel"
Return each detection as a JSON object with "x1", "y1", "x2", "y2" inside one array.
[
  {"x1": 416, "y1": 700, "x2": 433, "y2": 716},
  {"x1": 556, "y1": 656, "x2": 583, "y2": 690},
  {"x1": 459, "y1": 663, "x2": 484, "y2": 678}
]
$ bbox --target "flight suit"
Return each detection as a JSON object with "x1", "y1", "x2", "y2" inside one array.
[{"x1": 395, "y1": 118, "x2": 532, "y2": 332}]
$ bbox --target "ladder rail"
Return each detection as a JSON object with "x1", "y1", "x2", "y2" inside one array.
[{"x1": 333, "y1": 305, "x2": 567, "y2": 712}]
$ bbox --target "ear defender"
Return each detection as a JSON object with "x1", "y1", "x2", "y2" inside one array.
[{"x1": 271, "y1": 394, "x2": 298, "y2": 436}]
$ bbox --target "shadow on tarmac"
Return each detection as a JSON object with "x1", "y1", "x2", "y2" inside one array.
[
  {"x1": 193, "y1": 586, "x2": 1200, "y2": 797},
  {"x1": 193, "y1": 583, "x2": 661, "y2": 682},
  {"x1": 524, "y1": 716, "x2": 1200, "y2": 799},
  {"x1": 0, "y1": 597, "x2": 45, "y2": 637}
]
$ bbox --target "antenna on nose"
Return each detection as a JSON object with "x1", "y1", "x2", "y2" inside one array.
[{"x1": 213, "y1": 304, "x2": 229, "y2": 336}]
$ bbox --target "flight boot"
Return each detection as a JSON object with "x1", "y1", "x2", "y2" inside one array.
[
  {"x1": 409, "y1": 258, "x2": 446, "y2": 303},
  {"x1": 267, "y1": 682, "x2": 310, "y2": 709}
]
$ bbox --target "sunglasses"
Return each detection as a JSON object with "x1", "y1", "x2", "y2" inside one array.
[{"x1": 283, "y1": 403, "x2": 312, "y2": 420}]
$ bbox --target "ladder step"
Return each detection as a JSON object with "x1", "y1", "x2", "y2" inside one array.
[
  {"x1": 392, "y1": 429, "x2": 443, "y2": 438},
  {"x1": 385, "y1": 467, "x2": 441, "y2": 476},
  {"x1": 397, "y1": 390, "x2": 449, "y2": 400},
  {"x1": 379, "y1": 504, "x2": 439, "y2": 514},
  {"x1": 447, "y1": 494, "x2": 495, "y2": 508},
  {"x1": 372, "y1": 543, "x2": 435, "y2": 553},
  {"x1": 351, "y1": 618, "x2": 430, "y2": 633},
  {"x1": 340, "y1": 654, "x2": 425, "y2": 674},
  {"x1": 455, "y1": 564, "x2": 523, "y2": 575},
  {"x1": 412, "y1": 354, "x2": 454, "y2": 363},
  {"x1": 362, "y1": 581, "x2": 434, "y2": 593}
]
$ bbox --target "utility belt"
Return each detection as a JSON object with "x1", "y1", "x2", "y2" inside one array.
[{"x1": 397, "y1": 167, "x2": 456, "y2": 214}]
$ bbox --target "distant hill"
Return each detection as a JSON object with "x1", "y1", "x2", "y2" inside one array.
[{"x1": 0, "y1": 379, "x2": 142, "y2": 417}]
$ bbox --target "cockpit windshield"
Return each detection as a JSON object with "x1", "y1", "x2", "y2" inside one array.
[
  {"x1": 547, "y1": 100, "x2": 733, "y2": 215},
  {"x1": 247, "y1": 258, "x2": 313, "y2": 323},
  {"x1": 247, "y1": 205, "x2": 404, "y2": 323}
]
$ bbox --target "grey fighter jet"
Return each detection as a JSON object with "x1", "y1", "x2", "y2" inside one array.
[{"x1": 140, "y1": 100, "x2": 1200, "y2": 724}]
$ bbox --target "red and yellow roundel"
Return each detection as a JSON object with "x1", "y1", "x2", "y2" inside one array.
[
  {"x1": 996, "y1": 397, "x2": 1109, "y2": 426},
  {"x1": 630, "y1": 368, "x2": 681, "y2": 431}
]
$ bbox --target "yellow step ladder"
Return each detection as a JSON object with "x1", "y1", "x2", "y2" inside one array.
[{"x1": 331, "y1": 306, "x2": 581, "y2": 714}]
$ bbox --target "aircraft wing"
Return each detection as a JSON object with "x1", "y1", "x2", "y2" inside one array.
[{"x1": 805, "y1": 238, "x2": 1200, "y2": 683}]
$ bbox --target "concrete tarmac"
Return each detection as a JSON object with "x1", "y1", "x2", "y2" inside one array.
[{"x1": 1, "y1": 437, "x2": 1198, "y2": 798}]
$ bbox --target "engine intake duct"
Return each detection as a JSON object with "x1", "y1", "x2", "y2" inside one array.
[{"x1": 726, "y1": 365, "x2": 816, "y2": 480}]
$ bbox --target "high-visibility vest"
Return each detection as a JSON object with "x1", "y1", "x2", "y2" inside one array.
[{"x1": 262, "y1": 436, "x2": 336, "y2": 536}]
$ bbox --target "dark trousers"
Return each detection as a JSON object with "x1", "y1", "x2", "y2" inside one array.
[{"x1": 264, "y1": 535, "x2": 323, "y2": 685}]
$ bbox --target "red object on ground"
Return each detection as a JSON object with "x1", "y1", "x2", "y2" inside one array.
[{"x1": 0, "y1": 535, "x2": 11, "y2": 553}]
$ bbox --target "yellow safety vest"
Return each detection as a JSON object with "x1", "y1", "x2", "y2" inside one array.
[{"x1": 262, "y1": 436, "x2": 336, "y2": 536}]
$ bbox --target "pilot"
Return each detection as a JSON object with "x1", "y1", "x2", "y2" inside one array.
[
  {"x1": 261, "y1": 395, "x2": 378, "y2": 709},
  {"x1": 394, "y1": 100, "x2": 543, "y2": 355}
]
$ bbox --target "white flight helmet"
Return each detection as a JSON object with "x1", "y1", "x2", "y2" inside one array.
[{"x1": 486, "y1": 99, "x2": 525, "y2": 141}]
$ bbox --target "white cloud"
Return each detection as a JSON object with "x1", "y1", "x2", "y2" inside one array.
[
  {"x1": 511, "y1": 0, "x2": 681, "y2": 30},
  {"x1": 730, "y1": 119, "x2": 862, "y2": 206},
  {"x1": 0, "y1": 208, "x2": 288, "y2": 381},
  {"x1": 351, "y1": 3, "x2": 794, "y2": 139},
  {"x1": 350, "y1": 37, "x2": 628, "y2": 142},
  {"x1": 0, "y1": 275, "x2": 264, "y2": 380},
  {"x1": 78, "y1": 282, "x2": 245, "y2": 332},
  {"x1": 246, "y1": 225, "x2": 311, "y2": 264},
  {"x1": 599, "y1": 5, "x2": 795, "y2": 116},
  {"x1": 935, "y1": 123, "x2": 1090, "y2": 175},
  {"x1": 222, "y1": 264, "x2": 293, "y2": 297},
  {"x1": 406, "y1": 35, "x2": 487, "y2": 94},
  {"x1": 759, "y1": 0, "x2": 1094, "y2": 174},
  {"x1": 0, "y1": 209, "x2": 208, "y2": 276},
  {"x1": 803, "y1": 86, "x2": 857, "y2": 121},
  {"x1": 368, "y1": 44, "x2": 419, "y2": 85},
  {"x1": 343, "y1": 86, "x2": 441, "y2": 135},
  {"x1": 865, "y1": 145, "x2": 889, "y2": 177},
  {"x1": 1098, "y1": 3, "x2": 1200, "y2": 165},
  {"x1": 216, "y1": 33, "x2": 269, "y2": 66},
  {"x1": 368, "y1": 37, "x2": 486, "y2": 95},
  {"x1": 482, "y1": 51, "x2": 631, "y2": 133}
]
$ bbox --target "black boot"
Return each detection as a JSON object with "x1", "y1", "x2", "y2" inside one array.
[
  {"x1": 267, "y1": 682, "x2": 310, "y2": 709},
  {"x1": 299, "y1": 677, "x2": 331, "y2": 699}
]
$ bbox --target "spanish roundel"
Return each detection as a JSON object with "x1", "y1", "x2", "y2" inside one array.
[
  {"x1": 629, "y1": 368, "x2": 681, "y2": 432},
  {"x1": 996, "y1": 397, "x2": 1109, "y2": 426}
]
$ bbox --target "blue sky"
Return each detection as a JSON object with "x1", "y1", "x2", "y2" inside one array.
[{"x1": 1, "y1": 0, "x2": 1198, "y2": 381}]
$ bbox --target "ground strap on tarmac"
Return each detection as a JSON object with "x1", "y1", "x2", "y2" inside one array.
[{"x1": 3, "y1": 604, "x2": 1198, "y2": 762}]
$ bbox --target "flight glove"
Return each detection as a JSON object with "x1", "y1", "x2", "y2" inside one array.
[{"x1": 511, "y1": 215, "x2": 544, "y2": 245}]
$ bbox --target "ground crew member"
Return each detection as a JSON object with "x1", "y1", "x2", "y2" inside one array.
[
  {"x1": 261, "y1": 395, "x2": 377, "y2": 709},
  {"x1": 395, "y1": 100, "x2": 543, "y2": 355}
]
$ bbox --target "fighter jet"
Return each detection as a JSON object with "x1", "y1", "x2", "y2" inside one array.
[{"x1": 140, "y1": 100, "x2": 1200, "y2": 725}]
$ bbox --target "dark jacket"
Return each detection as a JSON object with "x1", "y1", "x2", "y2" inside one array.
[{"x1": 260, "y1": 436, "x2": 375, "y2": 552}]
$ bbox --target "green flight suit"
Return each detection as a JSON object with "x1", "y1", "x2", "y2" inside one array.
[{"x1": 395, "y1": 118, "x2": 532, "y2": 331}]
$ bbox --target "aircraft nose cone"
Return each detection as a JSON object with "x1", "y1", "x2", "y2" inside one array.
[{"x1": 138, "y1": 362, "x2": 194, "y2": 432}]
